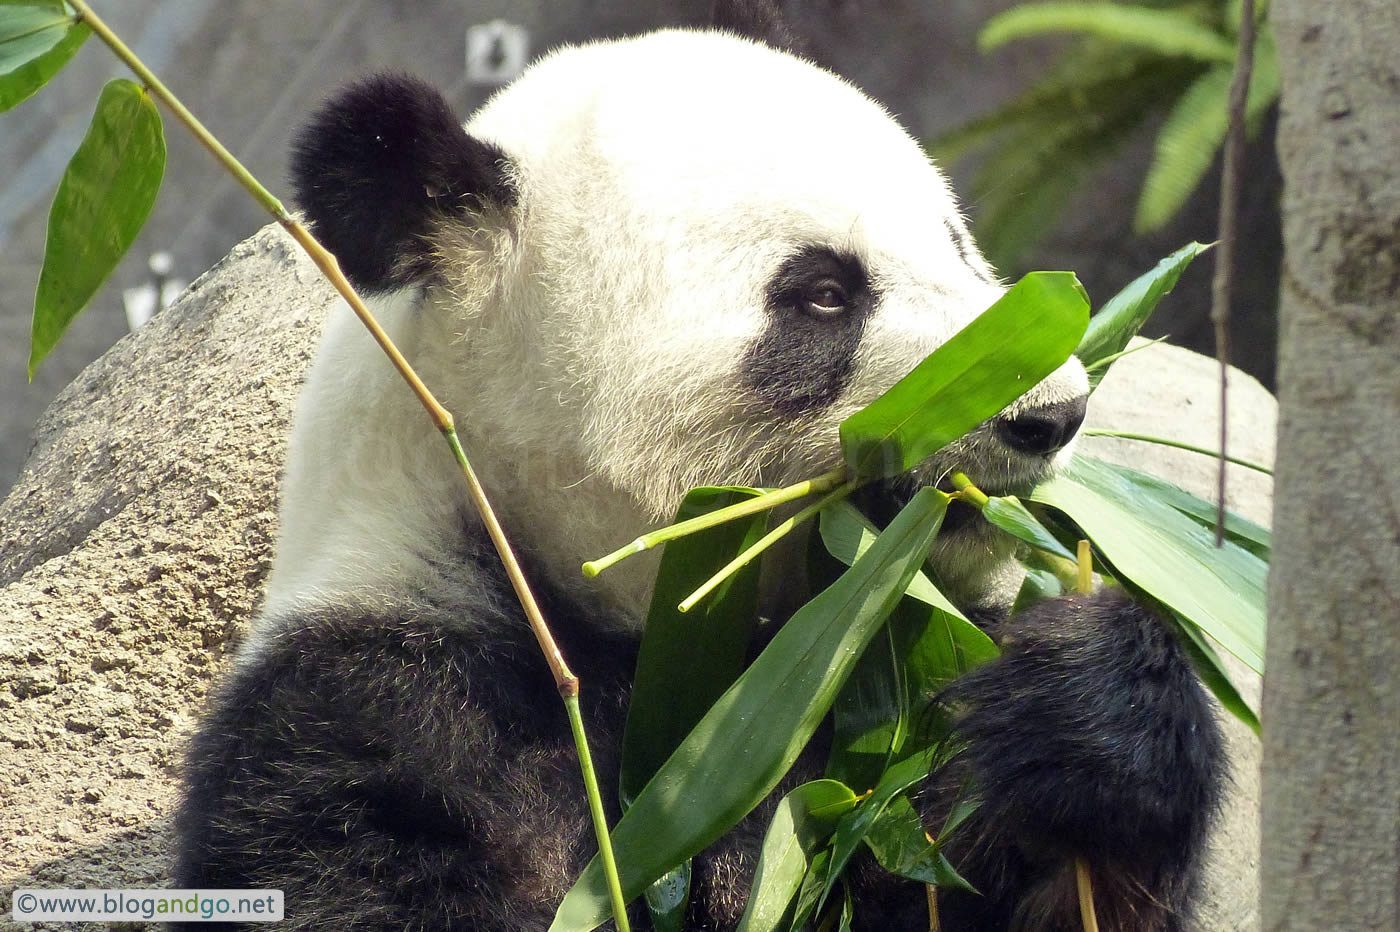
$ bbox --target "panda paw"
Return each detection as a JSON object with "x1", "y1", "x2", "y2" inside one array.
[{"x1": 934, "y1": 588, "x2": 1225, "y2": 927}]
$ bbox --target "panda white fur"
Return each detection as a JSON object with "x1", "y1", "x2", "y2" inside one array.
[{"x1": 175, "y1": 8, "x2": 1222, "y2": 931}]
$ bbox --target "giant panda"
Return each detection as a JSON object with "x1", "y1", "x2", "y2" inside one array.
[{"x1": 173, "y1": 7, "x2": 1224, "y2": 931}]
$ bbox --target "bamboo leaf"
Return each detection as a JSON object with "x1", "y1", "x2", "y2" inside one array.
[
  {"x1": 1089, "y1": 458, "x2": 1271, "y2": 558},
  {"x1": 820, "y1": 746, "x2": 940, "y2": 909},
  {"x1": 1011, "y1": 564, "x2": 1063, "y2": 614},
  {"x1": 1029, "y1": 456, "x2": 1265, "y2": 674},
  {"x1": 979, "y1": 3, "x2": 1237, "y2": 62},
  {"x1": 0, "y1": 1, "x2": 89, "y2": 111},
  {"x1": 735, "y1": 780, "x2": 858, "y2": 932},
  {"x1": 621, "y1": 487, "x2": 767, "y2": 807},
  {"x1": 825, "y1": 623, "x2": 906, "y2": 794},
  {"x1": 1076, "y1": 241, "x2": 1211, "y2": 387},
  {"x1": 839, "y1": 273, "x2": 1088, "y2": 479},
  {"x1": 818, "y1": 502, "x2": 996, "y2": 671},
  {"x1": 30, "y1": 78, "x2": 165, "y2": 379},
  {"x1": 550, "y1": 489, "x2": 950, "y2": 932},
  {"x1": 983, "y1": 495, "x2": 1075, "y2": 560}
]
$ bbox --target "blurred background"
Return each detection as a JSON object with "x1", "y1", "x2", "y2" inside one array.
[{"x1": 0, "y1": 0, "x2": 1280, "y2": 497}]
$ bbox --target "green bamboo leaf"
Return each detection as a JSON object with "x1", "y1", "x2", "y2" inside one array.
[
  {"x1": 786, "y1": 846, "x2": 834, "y2": 932},
  {"x1": 861, "y1": 796, "x2": 979, "y2": 894},
  {"x1": 826, "y1": 623, "x2": 906, "y2": 794},
  {"x1": 839, "y1": 273, "x2": 1088, "y2": 479},
  {"x1": 1029, "y1": 455, "x2": 1265, "y2": 673},
  {"x1": 621, "y1": 487, "x2": 767, "y2": 807},
  {"x1": 550, "y1": 489, "x2": 950, "y2": 932},
  {"x1": 1010, "y1": 564, "x2": 1063, "y2": 614},
  {"x1": 983, "y1": 495, "x2": 1075, "y2": 560},
  {"x1": 1076, "y1": 241, "x2": 1211, "y2": 388},
  {"x1": 1168, "y1": 598, "x2": 1262, "y2": 734},
  {"x1": 621, "y1": 487, "x2": 767, "y2": 932},
  {"x1": 818, "y1": 501, "x2": 996, "y2": 671},
  {"x1": 30, "y1": 78, "x2": 165, "y2": 380},
  {"x1": 980, "y1": 3, "x2": 1237, "y2": 62},
  {"x1": 1089, "y1": 458, "x2": 1271, "y2": 558},
  {"x1": 0, "y1": 2, "x2": 89, "y2": 111},
  {"x1": 641, "y1": 863, "x2": 689, "y2": 932},
  {"x1": 735, "y1": 780, "x2": 858, "y2": 932},
  {"x1": 820, "y1": 746, "x2": 940, "y2": 909}
]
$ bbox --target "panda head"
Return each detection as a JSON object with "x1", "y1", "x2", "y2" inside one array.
[{"x1": 272, "y1": 29, "x2": 1088, "y2": 626}]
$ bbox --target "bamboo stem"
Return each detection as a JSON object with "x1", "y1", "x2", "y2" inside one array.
[
  {"x1": 1209, "y1": 0, "x2": 1257, "y2": 546},
  {"x1": 677, "y1": 481, "x2": 856, "y2": 612},
  {"x1": 1079, "y1": 429, "x2": 1272, "y2": 475},
  {"x1": 67, "y1": 3, "x2": 628, "y2": 926},
  {"x1": 1075, "y1": 858, "x2": 1100, "y2": 932},
  {"x1": 1076, "y1": 540, "x2": 1093, "y2": 595},
  {"x1": 584, "y1": 465, "x2": 848, "y2": 577},
  {"x1": 566, "y1": 693, "x2": 632, "y2": 932}
]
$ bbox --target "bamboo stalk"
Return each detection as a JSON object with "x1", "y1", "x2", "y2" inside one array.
[{"x1": 66, "y1": 3, "x2": 628, "y2": 927}]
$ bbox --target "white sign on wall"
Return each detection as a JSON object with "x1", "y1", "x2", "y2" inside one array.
[{"x1": 466, "y1": 20, "x2": 529, "y2": 85}]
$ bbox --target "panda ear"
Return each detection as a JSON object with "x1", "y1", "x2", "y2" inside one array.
[
  {"x1": 291, "y1": 72, "x2": 515, "y2": 294},
  {"x1": 710, "y1": 0, "x2": 807, "y2": 55}
]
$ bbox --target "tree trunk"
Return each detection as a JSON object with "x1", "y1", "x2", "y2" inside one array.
[{"x1": 1263, "y1": 1, "x2": 1400, "y2": 928}]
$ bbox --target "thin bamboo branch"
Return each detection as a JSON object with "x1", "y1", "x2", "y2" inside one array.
[
  {"x1": 1075, "y1": 857, "x2": 1100, "y2": 932},
  {"x1": 584, "y1": 465, "x2": 849, "y2": 577},
  {"x1": 1080, "y1": 428, "x2": 1272, "y2": 474},
  {"x1": 677, "y1": 481, "x2": 856, "y2": 612},
  {"x1": 65, "y1": 3, "x2": 628, "y2": 927},
  {"x1": 1209, "y1": 0, "x2": 1257, "y2": 546}
]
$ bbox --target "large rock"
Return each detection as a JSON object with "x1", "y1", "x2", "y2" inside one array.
[
  {"x1": 0, "y1": 225, "x2": 1269, "y2": 929},
  {"x1": 0, "y1": 226, "x2": 334, "y2": 924}
]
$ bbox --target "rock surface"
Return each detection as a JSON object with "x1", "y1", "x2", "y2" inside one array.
[
  {"x1": 0, "y1": 226, "x2": 334, "y2": 927},
  {"x1": 0, "y1": 225, "x2": 1269, "y2": 929}
]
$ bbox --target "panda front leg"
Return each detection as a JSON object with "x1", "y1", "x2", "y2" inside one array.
[{"x1": 928, "y1": 588, "x2": 1226, "y2": 932}]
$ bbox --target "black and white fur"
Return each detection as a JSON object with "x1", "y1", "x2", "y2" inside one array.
[{"x1": 175, "y1": 10, "x2": 1223, "y2": 931}]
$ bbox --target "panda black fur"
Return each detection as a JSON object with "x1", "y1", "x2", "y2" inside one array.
[{"x1": 174, "y1": 9, "x2": 1223, "y2": 931}]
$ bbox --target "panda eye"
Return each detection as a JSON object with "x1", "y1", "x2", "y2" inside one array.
[{"x1": 804, "y1": 282, "x2": 848, "y2": 318}]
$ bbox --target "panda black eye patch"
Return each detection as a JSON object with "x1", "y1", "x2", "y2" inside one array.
[{"x1": 741, "y1": 245, "x2": 876, "y2": 416}]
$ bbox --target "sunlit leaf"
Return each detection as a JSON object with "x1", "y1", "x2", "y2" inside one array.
[
  {"x1": 839, "y1": 273, "x2": 1088, "y2": 479},
  {"x1": 1029, "y1": 456, "x2": 1265, "y2": 674},
  {"x1": 621, "y1": 487, "x2": 767, "y2": 807},
  {"x1": 980, "y1": 2, "x2": 1237, "y2": 62},
  {"x1": 818, "y1": 502, "x2": 996, "y2": 674},
  {"x1": 735, "y1": 780, "x2": 858, "y2": 932},
  {"x1": 983, "y1": 495, "x2": 1075, "y2": 560},
  {"x1": 820, "y1": 746, "x2": 940, "y2": 910},
  {"x1": 1076, "y1": 241, "x2": 1211, "y2": 388},
  {"x1": 1092, "y1": 458, "x2": 1271, "y2": 558},
  {"x1": 0, "y1": 1, "x2": 89, "y2": 111},
  {"x1": 550, "y1": 489, "x2": 949, "y2": 932},
  {"x1": 30, "y1": 78, "x2": 165, "y2": 379},
  {"x1": 621, "y1": 487, "x2": 767, "y2": 932}
]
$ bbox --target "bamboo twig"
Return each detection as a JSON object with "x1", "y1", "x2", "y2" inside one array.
[
  {"x1": 1079, "y1": 429, "x2": 1272, "y2": 475},
  {"x1": 1072, "y1": 549, "x2": 1098, "y2": 932},
  {"x1": 1075, "y1": 858, "x2": 1101, "y2": 932},
  {"x1": 65, "y1": 3, "x2": 629, "y2": 927},
  {"x1": 584, "y1": 465, "x2": 848, "y2": 577},
  {"x1": 1209, "y1": 0, "x2": 1257, "y2": 546},
  {"x1": 678, "y1": 481, "x2": 856, "y2": 612}
]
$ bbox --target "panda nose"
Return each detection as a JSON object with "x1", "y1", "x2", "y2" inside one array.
[{"x1": 994, "y1": 395, "x2": 1088, "y2": 456}]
